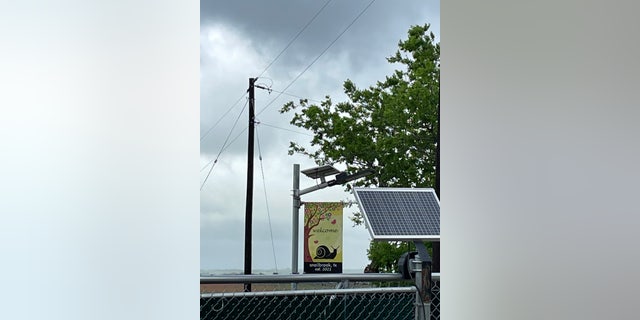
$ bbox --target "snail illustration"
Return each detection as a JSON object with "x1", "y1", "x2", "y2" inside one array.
[{"x1": 314, "y1": 245, "x2": 339, "y2": 259}]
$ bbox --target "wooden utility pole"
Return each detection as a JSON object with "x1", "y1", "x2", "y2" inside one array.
[{"x1": 244, "y1": 78, "x2": 256, "y2": 292}]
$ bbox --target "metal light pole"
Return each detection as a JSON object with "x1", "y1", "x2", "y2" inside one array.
[
  {"x1": 290, "y1": 164, "x2": 374, "y2": 290},
  {"x1": 291, "y1": 164, "x2": 300, "y2": 290}
]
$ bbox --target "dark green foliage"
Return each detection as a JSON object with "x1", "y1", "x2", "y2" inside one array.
[
  {"x1": 366, "y1": 241, "x2": 433, "y2": 274},
  {"x1": 366, "y1": 241, "x2": 409, "y2": 273}
]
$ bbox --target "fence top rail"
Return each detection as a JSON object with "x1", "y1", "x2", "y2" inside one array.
[
  {"x1": 200, "y1": 286, "x2": 418, "y2": 299},
  {"x1": 200, "y1": 272, "x2": 440, "y2": 284}
]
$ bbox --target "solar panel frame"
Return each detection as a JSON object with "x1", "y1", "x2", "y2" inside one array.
[{"x1": 353, "y1": 187, "x2": 440, "y2": 241}]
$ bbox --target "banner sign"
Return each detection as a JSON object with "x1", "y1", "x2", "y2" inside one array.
[{"x1": 303, "y1": 202, "x2": 343, "y2": 273}]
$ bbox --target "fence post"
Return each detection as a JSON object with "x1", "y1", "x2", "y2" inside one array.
[{"x1": 412, "y1": 255, "x2": 431, "y2": 320}]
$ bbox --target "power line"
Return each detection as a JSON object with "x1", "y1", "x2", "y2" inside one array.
[
  {"x1": 200, "y1": 0, "x2": 336, "y2": 144},
  {"x1": 200, "y1": 98, "x2": 249, "y2": 191},
  {"x1": 201, "y1": 92, "x2": 247, "y2": 141},
  {"x1": 256, "y1": 126, "x2": 279, "y2": 273},
  {"x1": 200, "y1": 0, "x2": 332, "y2": 144},
  {"x1": 256, "y1": 0, "x2": 378, "y2": 117},
  {"x1": 200, "y1": 159, "x2": 214, "y2": 172},
  {"x1": 220, "y1": 127, "x2": 248, "y2": 155},
  {"x1": 201, "y1": 0, "x2": 377, "y2": 189},
  {"x1": 200, "y1": 126, "x2": 249, "y2": 173},
  {"x1": 256, "y1": 0, "x2": 335, "y2": 79},
  {"x1": 258, "y1": 122, "x2": 313, "y2": 137},
  {"x1": 255, "y1": 85, "x2": 323, "y2": 104}
]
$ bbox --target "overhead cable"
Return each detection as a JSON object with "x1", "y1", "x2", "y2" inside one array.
[
  {"x1": 256, "y1": 0, "x2": 335, "y2": 79},
  {"x1": 256, "y1": 126, "x2": 279, "y2": 273},
  {"x1": 200, "y1": 98, "x2": 249, "y2": 190},
  {"x1": 201, "y1": 92, "x2": 247, "y2": 141},
  {"x1": 257, "y1": 0, "x2": 378, "y2": 116}
]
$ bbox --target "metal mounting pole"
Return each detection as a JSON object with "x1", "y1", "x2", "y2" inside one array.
[
  {"x1": 291, "y1": 164, "x2": 300, "y2": 290},
  {"x1": 412, "y1": 241, "x2": 432, "y2": 320},
  {"x1": 412, "y1": 255, "x2": 431, "y2": 320}
]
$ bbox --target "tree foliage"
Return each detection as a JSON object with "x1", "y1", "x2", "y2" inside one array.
[
  {"x1": 280, "y1": 24, "x2": 439, "y2": 189},
  {"x1": 365, "y1": 241, "x2": 408, "y2": 273},
  {"x1": 280, "y1": 24, "x2": 439, "y2": 272},
  {"x1": 366, "y1": 241, "x2": 433, "y2": 273}
]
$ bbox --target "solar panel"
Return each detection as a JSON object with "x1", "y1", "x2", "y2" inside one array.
[
  {"x1": 353, "y1": 188, "x2": 440, "y2": 241},
  {"x1": 301, "y1": 165, "x2": 340, "y2": 179}
]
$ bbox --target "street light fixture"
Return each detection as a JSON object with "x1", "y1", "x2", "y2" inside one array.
[
  {"x1": 300, "y1": 165, "x2": 340, "y2": 181},
  {"x1": 290, "y1": 164, "x2": 374, "y2": 289}
]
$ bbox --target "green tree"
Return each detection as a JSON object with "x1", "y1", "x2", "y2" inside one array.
[
  {"x1": 366, "y1": 242, "x2": 433, "y2": 273},
  {"x1": 280, "y1": 24, "x2": 439, "y2": 271},
  {"x1": 366, "y1": 241, "x2": 408, "y2": 273}
]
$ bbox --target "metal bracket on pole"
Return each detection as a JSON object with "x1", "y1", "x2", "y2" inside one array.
[{"x1": 299, "y1": 182, "x2": 329, "y2": 196}]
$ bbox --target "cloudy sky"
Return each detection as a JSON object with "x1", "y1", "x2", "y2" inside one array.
[{"x1": 200, "y1": 0, "x2": 439, "y2": 273}]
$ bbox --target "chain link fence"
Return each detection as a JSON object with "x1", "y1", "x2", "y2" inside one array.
[{"x1": 201, "y1": 275, "x2": 439, "y2": 320}]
